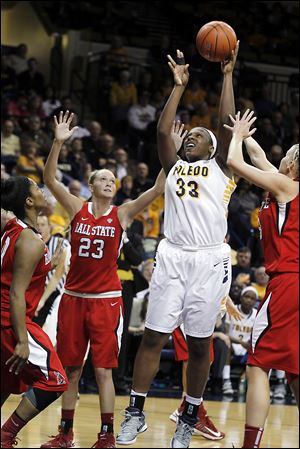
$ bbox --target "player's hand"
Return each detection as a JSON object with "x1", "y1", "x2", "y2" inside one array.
[
  {"x1": 171, "y1": 120, "x2": 188, "y2": 152},
  {"x1": 221, "y1": 40, "x2": 239, "y2": 74},
  {"x1": 241, "y1": 340, "x2": 250, "y2": 350},
  {"x1": 167, "y1": 50, "x2": 189, "y2": 87},
  {"x1": 225, "y1": 296, "x2": 242, "y2": 321},
  {"x1": 54, "y1": 110, "x2": 79, "y2": 143},
  {"x1": 224, "y1": 109, "x2": 257, "y2": 140},
  {"x1": 6, "y1": 342, "x2": 29, "y2": 375}
]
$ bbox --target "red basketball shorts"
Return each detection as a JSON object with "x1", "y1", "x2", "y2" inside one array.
[
  {"x1": 248, "y1": 273, "x2": 299, "y2": 378},
  {"x1": 172, "y1": 326, "x2": 214, "y2": 364},
  {"x1": 1, "y1": 320, "x2": 68, "y2": 394},
  {"x1": 56, "y1": 293, "x2": 123, "y2": 368}
]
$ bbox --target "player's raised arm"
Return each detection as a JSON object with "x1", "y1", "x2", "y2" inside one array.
[
  {"x1": 157, "y1": 50, "x2": 189, "y2": 175},
  {"x1": 244, "y1": 136, "x2": 278, "y2": 172},
  {"x1": 216, "y1": 41, "x2": 239, "y2": 168},
  {"x1": 43, "y1": 111, "x2": 83, "y2": 220}
]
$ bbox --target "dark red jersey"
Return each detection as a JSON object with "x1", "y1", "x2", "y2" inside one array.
[
  {"x1": 64, "y1": 203, "x2": 125, "y2": 294},
  {"x1": 258, "y1": 191, "x2": 299, "y2": 275},
  {"x1": 1, "y1": 218, "x2": 51, "y2": 326}
]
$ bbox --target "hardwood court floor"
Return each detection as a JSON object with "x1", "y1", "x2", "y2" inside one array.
[{"x1": 1, "y1": 395, "x2": 298, "y2": 448}]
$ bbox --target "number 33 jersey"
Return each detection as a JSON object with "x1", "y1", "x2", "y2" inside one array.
[
  {"x1": 64, "y1": 203, "x2": 125, "y2": 294},
  {"x1": 164, "y1": 158, "x2": 236, "y2": 247}
]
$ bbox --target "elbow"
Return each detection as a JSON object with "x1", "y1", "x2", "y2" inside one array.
[{"x1": 226, "y1": 157, "x2": 236, "y2": 169}]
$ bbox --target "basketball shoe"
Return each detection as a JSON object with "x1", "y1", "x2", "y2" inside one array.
[
  {"x1": 40, "y1": 426, "x2": 74, "y2": 448},
  {"x1": 91, "y1": 432, "x2": 115, "y2": 448},
  {"x1": 170, "y1": 417, "x2": 194, "y2": 448},
  {"x1": 116, "y1": 408, "x2": 147, "y2": 445},
  {"x1": 170, "y1": 400, "x2": 225, "y2": 440},
  {"x1": 1, "y1": 430, "x2": 20, "y2": 448}
]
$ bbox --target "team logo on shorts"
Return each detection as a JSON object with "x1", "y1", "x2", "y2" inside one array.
[{"x1": 54, "y1": 371, "x2": 67, "y2": 385}]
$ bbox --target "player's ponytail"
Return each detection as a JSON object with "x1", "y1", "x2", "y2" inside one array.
[{"x1": 1, "y1": 176, "x2": 31, "y2": 219}]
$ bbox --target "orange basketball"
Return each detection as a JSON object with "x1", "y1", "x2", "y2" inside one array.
[{"x1": 196, "y1": 21, "x2": 237, "y2": 62}]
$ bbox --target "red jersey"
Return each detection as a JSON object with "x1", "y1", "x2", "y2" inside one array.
[
  {"x1": 1, "y1": 218, "x2": 51, "y2": 327},
  {"x1": 259, "y1": 191, "x2": 299, "y2": 275},
  {"x1": 64, "y1": 203, "x2": 125, "y2": 295}
]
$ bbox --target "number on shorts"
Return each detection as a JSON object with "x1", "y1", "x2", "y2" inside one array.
[{"x1": 78, "y1": 238, "x2": 104, "y2": 259}]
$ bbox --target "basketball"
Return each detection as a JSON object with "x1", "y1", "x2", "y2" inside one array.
[{"x1": 196, "y1": 21, "x2": 237, "y2": 62}]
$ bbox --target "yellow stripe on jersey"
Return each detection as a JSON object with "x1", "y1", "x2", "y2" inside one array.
[{"x1": 223, "y1": 178, "x2": 236, "y2": 204}]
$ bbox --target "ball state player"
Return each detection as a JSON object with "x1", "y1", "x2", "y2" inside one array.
[
  {"x1": 1, "y1": 178, "x2": 68, "y2": 448},
  {"x1": 117, "y1": 44, "x2": 239, "y2": 449},
  {"x1": 40, "y1": 111, "x2": 165, "y2": 448},
  {"x1": 224, "y1": 109, "x2": 299, "y2": 448}
]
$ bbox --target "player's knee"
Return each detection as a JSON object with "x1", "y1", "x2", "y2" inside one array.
[
  {"x1": 187, "y1": 335, "x2": 211, "y2": 360},
  {"x1": 142, "y1": 329, "x2": 168, "y2": 351},
  {"x1": 25, "y1": 387, "x2": 63, "y2": 412},
  {"x1": 95, "y1": 367, "x2": 112, "y2": 385},
  {"x1": 66, "y1": 366, "x2": 83, "y2": 383}
]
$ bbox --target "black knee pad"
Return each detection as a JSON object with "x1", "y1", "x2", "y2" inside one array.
[{"x1": 25, "y1": 387, "x2": 63, "y2": 411}]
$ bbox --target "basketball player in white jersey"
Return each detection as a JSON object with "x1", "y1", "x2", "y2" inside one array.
[{"x1": 117, "y1": 44, "x2": 239, "y2": 448}]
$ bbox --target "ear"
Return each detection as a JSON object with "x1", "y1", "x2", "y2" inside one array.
[
  {"x1": 88, "y1": 184, "x2": 93, "y2": 194},
  {"x1": 25, "y1": 196, "x2": 34, "y2": 208}
]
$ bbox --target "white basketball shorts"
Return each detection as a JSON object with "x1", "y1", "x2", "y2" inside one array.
[{"x1": 145, "y1": 239, "x2": 231, "y2": 338}]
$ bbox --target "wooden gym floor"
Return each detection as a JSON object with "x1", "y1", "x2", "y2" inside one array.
[{"x1": 1, "y1": 394, "x2": 298, "y2": 448}]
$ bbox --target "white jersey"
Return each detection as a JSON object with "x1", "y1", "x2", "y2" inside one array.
[
  {"x1": 164, "y1": 158, "x2": 236, "y2": 247},
  {"x1": 225, "y1": 305, "x2": 257, "y2": 356}
]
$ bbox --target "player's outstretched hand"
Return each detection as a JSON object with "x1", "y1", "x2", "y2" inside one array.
[
  {"x1": 167, "y1": 49, "x2": 189, "y2": 87},
  {"x1": 6, "y1": 341, "x2": 29, "y2": 375},
  {"x1": 171, "y1": 120, "x2": 188, "y2": 152},
  {"x1": 221, "y1": 40, "x2": 239, "y2": 74},
  {"x1": 225, "y1": 296, "x2": 242, "y2": 321},
  {"x1": 54, "y1": 110, "x2": 79, "y2": 143},
  {"x1": 224, "y1": 109, "x2": 257, "y2": 140}
]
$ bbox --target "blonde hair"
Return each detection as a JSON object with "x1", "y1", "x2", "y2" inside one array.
[
  {"x1": 291, "y1": 144, "x2": 299, "y2": 177},
  {"x1": 88, "y1": 169, "x2": 115, "y2": 185}
]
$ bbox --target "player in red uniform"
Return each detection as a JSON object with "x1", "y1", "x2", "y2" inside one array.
[
  {"x1": 1, "y1": 177, "x2": 68, "y2": 448},
  {"x1": 40, "y1": 111, "x2": 165, "y2": 448},
  {"x1": 225, "y1": 109, "x2": 299, "y2": 448}
]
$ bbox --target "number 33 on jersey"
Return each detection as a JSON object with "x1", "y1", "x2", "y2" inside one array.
[{"x1": 64, "y1": 203, "x2": 125, "y2": 294}]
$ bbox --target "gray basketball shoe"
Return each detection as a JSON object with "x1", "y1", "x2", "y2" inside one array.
[{"x1": 116, "y1": 409, "x2": 148, "y2": 445}]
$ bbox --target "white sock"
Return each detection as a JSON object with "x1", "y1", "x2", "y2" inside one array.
[
  {"x1": 185, "y1": 394, "x2": 201, "y2": 406},
  {"x1": 275, "y1": 370, "x2": 285, "y2": 380},
  {"x1": 223, "y1": 365, "x2": 231, "y2": 380},
  {"x1": 131, "y1": 389, "x2": 147, "y2": 397}
]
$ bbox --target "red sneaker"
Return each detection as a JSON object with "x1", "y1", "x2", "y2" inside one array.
[
  {"x1": 169, "y1": 398, "x2": 185, "y2": 423},
  {"x1": 1, "y1": 430, "x2": 19, "y2": 448},
  {"x1": 91, "y1": 432, "x2": 115, "y2": 448},
  {"x1": 194, "y1": 402, "x2": 225, "y2": 440},
  {"x1": 40, "y1": 427, "x2": 74, "y2": 448}
]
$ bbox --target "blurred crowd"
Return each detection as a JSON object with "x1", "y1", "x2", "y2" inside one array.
[{"x1": 1, "y1": 34, "x2": 298, "y2": 401}]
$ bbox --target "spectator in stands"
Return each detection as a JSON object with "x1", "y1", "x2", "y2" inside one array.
[
  {"x1": 105, "y1": 35, "x2": 129, "y2": 78},
  {"x1": 52, "y1": 95, "x2": 75, "y2": 117},
  {"x1": 56, "y1": 143, "x2": 73, "y2": 185},
  {"x1": 20, "y1": 115, "x2": 52, "y2": 157},
  {"x1": 15, "y1": 142, "x2": 45, "y2": 185},
  {"x1": 69, "y1": 138, "x2": 88, "y2": 181},
  {"x1": 109, "y1": 69, "x2": 137, "y2": 126},
  {"x1": 1, "y1": 54, "x2": 17, "y2": 98},
  {"x1": 222, "y1": 287, "x2": 258, "y2": 395},
  {"x1": 18, "y1": 57, "x2": 45, "y2": 96},
  {"x1": 135, "y1": 205, "x2": 160, "y2": 239},
  {"x1": 6, "y1": 93, "x2": 30, "y2": 125},
  {"x1": 182, "y1": 78, "x2": 206, "y2": 113},
  {"x1": 132, "y1": 162, "x2": 154, "y2": 198},
  {"x1": 27, "y1": 95, "x2": 46, "y2": 120},
  {"x1": 65, "y1": 113, "x2": 90, "y2": 142},
  {"x1": 42, "y1": 85, "x2": 61, "y2": 117},
  {"x1": 114, "y1": 148, "x2": 130, "y2": 180},
  {"x1": 80, "y1": 163, "x2": 93, "y2": 199},
  {"x1": 229, "y1": 279, "x2": 243, "y2": 305},
  {"x1": 232, "y1": 247, "x2": 254, "y2": 283},
  {"x1": 7, "y1": 43, "x2": 28, "y2": 75},
  {"x1": 82, "y1": 121, "x2": 104, "y2": 169},
  {"x1": 1, "y1": 119, "x2": 21, "y2": 167},
  {"x1": 1, "y1": 163, "x2": 10, "y2": 180},
  {"x1": 127, "y1": 90, "x2": 156, "y2": 154},
  {"x1": 268, "y1": 144, "x2": 284, "y2": 169},
  {"x1": 115, "y1": 175, "x2": 134, "y2": 206},
  {"x1": 251, "y1": 266, "x2": 269, "y2": 305},
  {"x1": 98, "y1": 132, "x2": 117, "y2": 159}
]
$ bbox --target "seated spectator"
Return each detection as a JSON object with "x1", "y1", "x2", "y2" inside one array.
[
  {"x1": 115, "y1": 175, "x2": 134, "y2": 206},
  {"x1": 7, "y1": 43, "x2": 28, "y2": 75},
  {"x1": 190, "y1": 101, "x2": 211, "y2": 129},
  {"x1": 127, "y1": 91, "x2": 156, "y2": 154},
  {"x1": 82, "y1": 121, "x2": 104, "y2": 169},
  {"x1": 135, "y1": 205, "x2": 160, "y2": 239},
  {"x1": 105, "y1": 35, "x2": 129, "y2": 78},
  {"x1": 69, "y1": 138, "x2": 88, "y2": 181},
  {"x1": 18, "y1": 57, "x2": 45, "y2": 96},
  {"x1": 65, "y1": 113, "x2": 90, "y2": 142},
  {"x1": 232, "y1": 247, "x2": 255, "y2": 283},
  {"x1": 20, "y1": 115, "x2": 52, "y2": 157},
  {"x1": 114, "y1": 147, "x2": 130, "y2": 180},
  {"x1": 1, "y1": 119, "x2": 21, "y2": 168},
  {"x1": 132, "y1": 162, "x2": 154, "y2": 197},
  {"x1": 42, "y1": 85, "x2": 61, "y2": 117},
  {"x1": 27, "y1": 94, "x2": 46, "y2": 120},
  {"x1": 15, "y1": 142, "x2": 45, "y2": 185},
  {"x1": 182, "y1": 78, "x2": 206, "y2": 113},
  {"x1": 6, "y1": 93, "x2": 30, "y2": 125},
  {"x1": 1, "y1": 54, "x2": 17, "y2": 98},
  {"x1": 99, "y1": 133, "x2": 117, "y2": 159},
  {"x1": 229, "y1": 279, "x2": 243, "y2": 305},
  {"x1": 52, "y1": 95, "x2": 75, "y2": 117},
  {"x1": 222, "y1": 287, "x2": 258, "y2": 395},
  {"x1": 109, "y1": 69, "x2": 137, "y2": 125},
  {"x1": 56, "y1": 143, "x2": 73, "y2": 185},
  {"x1": 267, "y1": 144, "x2": 284, "y2": 169},
  {"x1": 251, "y1": 266, "x2": 269, "y2": 305}
]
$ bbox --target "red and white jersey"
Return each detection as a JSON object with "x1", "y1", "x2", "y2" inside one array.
[
  {"x1": 164, "y1": 158, "x2": 236, "y2": 247},
  {"x1": 1, "y1": 218, "x2": 51, "y2": 326},
  {"x1": 259, "y1": 191, "x2": 299, "y2": 275},
  {"x1": 64, "y1": 203, "x2": 125, "y2": 296}
]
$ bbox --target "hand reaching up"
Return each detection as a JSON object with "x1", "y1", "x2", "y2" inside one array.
[
  {"x1": 167, "y1": 49, "x2": 190, "y2": 87},
  {"x1": 54, "y1": 110, "x2": 79, "y2": 143}
]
